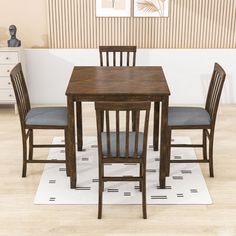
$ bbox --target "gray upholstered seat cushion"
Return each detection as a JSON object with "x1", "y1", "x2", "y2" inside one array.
[
  {"x1": 101, "y1": 132, "x2": 144, "y2": 157},
  {"x1": 25, "y1": 107, "x2": 67, "y2": 127},
  {"x1": 168, "y1": 107, "x2": 211, "y2": 127}
]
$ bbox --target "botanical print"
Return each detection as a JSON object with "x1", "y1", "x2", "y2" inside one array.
[
  {"x1": 96, "y1": 0, "x2": 130, "y2": 17},
  {"x1": 134, "y1": 0, "x2": 169, "y2": 17}
]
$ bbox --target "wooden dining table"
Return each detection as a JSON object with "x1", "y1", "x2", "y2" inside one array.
[{"x1": 66, "y1": 66, "x2": 170, "y2": 189}]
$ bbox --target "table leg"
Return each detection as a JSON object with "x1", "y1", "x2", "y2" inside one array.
[
  {"x1": 153, "y1": 101, "x2": 160, "y2": 151},
  {"x1": 68, "y1": 96, "x2": 77, "y2": 188},
  {"x1": 159, "y1": 97, "x2": 169, "y2": 189},
  {"x1": 76, "y1": 101, "x2": 83, "y2": 151}
]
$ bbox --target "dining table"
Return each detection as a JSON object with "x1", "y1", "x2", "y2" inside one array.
[{"x1": 66, "y1": 66, "x2": 170, "y2": 189}]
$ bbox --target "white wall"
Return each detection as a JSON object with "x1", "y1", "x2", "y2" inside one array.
[{"x1": 24, "y1": 49, "x2": 235, "y2": 105}]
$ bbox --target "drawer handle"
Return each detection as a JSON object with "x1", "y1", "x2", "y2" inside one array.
[
  {"x1": 8, "y1": 82, "x2": 11, "y2": 85},
  {"x1": 5, "y1": 57, "x2": 9, "y2": 60},
  {"x1": 7, "y1": 70, "x2": 10, "y2": 73},
  {"x1": 9, "y1": 94, "x2": 12, "y2": 97}
]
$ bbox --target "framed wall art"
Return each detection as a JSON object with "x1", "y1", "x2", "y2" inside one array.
[
  {"x1": 134, "y1": 0, "x2": 169, "y2": 17},
  {"x1": 96, "y1": 0, "x2": 131, "y2": 17}
]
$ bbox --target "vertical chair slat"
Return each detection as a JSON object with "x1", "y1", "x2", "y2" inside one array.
[
  {"x1": 100, "y1": 51, "x2": 103, "y2": 66},
  {"x1": 211, "y1": 73, "x2": 221, "y2": 114},
  {"x1": 106, "y1": 52, "x2": 109, "y2": 66},
  {"x1": 209, "y1": 72, "x2": 218, "y2": 114},
  {"x1": 209, "y1": 73, "x2": 221, "y2": 118},
  {"x1": 211, "y1": 75, "x2": 224, "y2": 118},
  {"x1": 134, "y1": 111, "x2": 140, "y2": 158},
  {"x1": 19, "y1": 72, "x2": 27, "y2": 118},
  {"x1": 133, "y1": 52, "x2": 136, "y2": 66},
  {"x1": 125, "y1": 110, "x2": 130, "y2": 158},
  {"x1": 120, "y1": 52, "x2": 123, "y2": 66},
  {"x1": 116, "y1": 110, "x2": 120, "y2": 157},
  {"x1": 127, "y1": 52, "x2": 130, "y2": 66},
  {"x1": 105, "y1": 110, "x2": 111, "y2": 157},
  {"x1": 113, "y1": 51, "x2": 116, "y2": 66}
]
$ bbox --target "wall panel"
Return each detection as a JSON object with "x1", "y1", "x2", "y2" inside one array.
[{"x1": 47, "y1": 0, "x2": 236, "y2": 48}]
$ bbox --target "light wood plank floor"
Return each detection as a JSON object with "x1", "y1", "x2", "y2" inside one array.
[{"x1": 0, "y1": 104, "x2": 236, "y2": 236}]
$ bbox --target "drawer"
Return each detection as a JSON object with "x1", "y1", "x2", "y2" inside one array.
[
  {"x1": 0, "y1": 77, "x2": 13, "y2": 89},
  {"x1": 0, "y1": 89, "x2": 15, "y2": 101},
  {"x1": 0, "y1": 65, "x2": 15, "y2": 76},
  {"x1": 0, "y1": 51, "x2": 19, "y2": 64}
]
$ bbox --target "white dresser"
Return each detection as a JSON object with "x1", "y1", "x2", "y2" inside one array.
[{"x1": 0, "y1": 47, "x2": 21, "y2": 113}]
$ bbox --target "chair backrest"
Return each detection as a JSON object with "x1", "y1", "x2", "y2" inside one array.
[
  {"x1": 205, "y1": 63, "x2": 226, "y2": 124},
  {"x1": 10, "y1": 63, "x2": 31, "y2": 126},
  {"x1": 95, "y1": 102, "x2": 150, "y2": 159},
  {"x1": 99, "y1": 46, "x2": 137, "y2": 67}
]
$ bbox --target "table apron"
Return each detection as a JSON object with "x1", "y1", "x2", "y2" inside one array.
[{"x1": 71, "y1": 95, "x2": 166, "y2": 102}]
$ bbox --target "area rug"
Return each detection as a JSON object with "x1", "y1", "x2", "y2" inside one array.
[{"x1": 34, "y1": 136, "x2": 212, "y2": 205}]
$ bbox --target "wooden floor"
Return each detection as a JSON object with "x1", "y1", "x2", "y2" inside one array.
[{"x1": 0, "y1": 104, "x2": 236, "y2": 236}]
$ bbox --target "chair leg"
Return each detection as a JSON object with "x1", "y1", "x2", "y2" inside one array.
[
  {"x1": 209, "y1": 133, "x2": 214, "y2": 177},
  {"x1": 98, "y1": 163, "x2": 103, "y2": 219},
  {"x1": 165, "y1": 128, "x2": 172, "y2": 177},
  {"x1": 28, "y1": 129, "x2": 33, "y2": 161},
  {"x1": 22, "y1": 135, "x2": 27, "y2": 177},
  {"x1": 139, "y1": 163, "x2": 143, "y2": 192},
  {"x1": 65, "y1": 129, "x2": 70, "y2": 177},
  {"x1": 142, "y1": 162, "x2": 147, "y2": 219},
  {"x1": 203, "y1": 129, "x2": 208, "y2": 161}
]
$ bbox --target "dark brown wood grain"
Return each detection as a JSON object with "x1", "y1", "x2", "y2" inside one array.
[
  {"x1": 166, "y1": 63, "x2": 226, "y2": 178},
  {"x1": 10, "y1": 63, "x2": 70, "y2": 178},
  {"x1": 66, "y1": 67, "x2": 170, "y2": 99},
  {"x1": 66, "y1": 66, "x2": 170, "y2": 189},
  {"x1": 95, "y1": 102, "x2": 150, "y2": 219},
  {"x1": 99, "y1": 46, "x2": 136, "y2": 67}
]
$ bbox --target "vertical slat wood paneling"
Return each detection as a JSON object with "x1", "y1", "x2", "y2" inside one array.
[{"x1": 47, "y1": 0, "x2": 236, "y2": 48}]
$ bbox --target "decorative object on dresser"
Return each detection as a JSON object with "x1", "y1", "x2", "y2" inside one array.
[
  {"x1": 0, "y1": 47, "x2": 21, "y2": 113},
  {"x1": 8, "y1": 25, "x2": 21, "y2": 47}
]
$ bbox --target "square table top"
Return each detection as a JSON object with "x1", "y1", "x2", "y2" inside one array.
[{"x1": 66, "y1": 66, "x2": 170, "y2": 101}]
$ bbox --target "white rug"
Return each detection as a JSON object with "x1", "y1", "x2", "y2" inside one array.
[{"x1": 34, "y1": 136, "x2": 212, "y2": 205}]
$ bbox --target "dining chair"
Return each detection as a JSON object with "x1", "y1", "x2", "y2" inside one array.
[
  {"x1": 99, "y1": 45, "x2": 138, "y2": 132},
  {"x1": 99, "y1": 46, "x2": 136, "y2": 67},
  {"x1": 10, "y1": 63, "x2": 70, "y2": 177},
  {"x1": 166, "y1": 63, "x2": 226, "y2": 177},
  {"x1": 95, "y1": 102, "x2": 151, "y2": 219}
]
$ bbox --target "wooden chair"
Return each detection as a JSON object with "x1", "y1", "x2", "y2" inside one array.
[
  {"x1": 166, "y1": 63, "x2": 226, "y2": 177},
  {"x1": 10, "y1": 63, "x2": 70, "y2": 177},
  {"x1": 99, "y1": 46, "x2": 136, "y2": 67},
  {"x1": 99, "y1": 45, "x2": 137, "y2": 132},
  {"x1": 95, "y1": 102, "x2": 151, "y2": 219}
]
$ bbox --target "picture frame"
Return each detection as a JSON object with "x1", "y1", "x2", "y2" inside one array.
[
  {"x1": 133, "y1": 0, "x2": 169, "y2": 17},
  {"x1": 96, "y1": 0, "x2": 131, "y2": 17}
]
